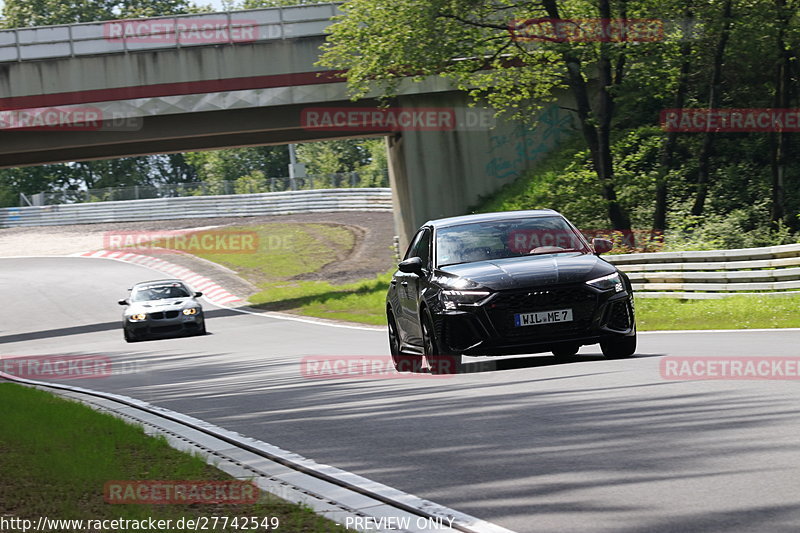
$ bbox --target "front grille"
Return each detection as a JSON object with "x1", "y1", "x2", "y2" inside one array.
[
  {"x1": 149, "y1": 310, "x2": 179, "y2": 320},
  {"x1": 487, "y1": 286, "x2": 598, "y2": 340}
]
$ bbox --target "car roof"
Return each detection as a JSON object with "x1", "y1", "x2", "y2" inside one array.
[
  {"x1": 423, "y1": 209, "x2": 562, "y2": 229},
  {"x1": 131, "y1": 279, "x2": 187, "y2": 289}
]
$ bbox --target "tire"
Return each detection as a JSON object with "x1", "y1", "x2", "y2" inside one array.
[
  {"x1": 422, "y1": 313, "x2": 461, "y2": 375},
  {"x1": 124, "y1": 329, "x2": 136, "y2": 343},
  {"x1": 600, "y1": 333, "x2": 637, "y2": 359},
  {"x1": 197, "y1": 322, "x2": 207, "y2": 336},
  {"x1": 388, "y1": 310, "x2": 422, "y2": 373},
  {"x1": 552, "y1": 343, "x2": 580, "y2": 361}
]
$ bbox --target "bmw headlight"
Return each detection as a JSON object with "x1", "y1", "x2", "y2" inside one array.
[
  {"x1": 183, "y1": 308, "x2": 199, "y2": 315},
  {"x1": 128, "y1": 313, "x2": 147, "y2": 322},
  {"x1": 440, "y1": 290, "x2": 492, "y2": 310},
  {"x1": 586, "y1": 273, "x2": 624, "y2": 292}
]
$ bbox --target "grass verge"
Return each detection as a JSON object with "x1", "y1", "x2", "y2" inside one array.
[
  {"x1": 0, "y1": 383, "x2": 346, "y2": 532},
  {"x1": 159, "y1": 222, "x2": 357, "y2": 285},
  {"x1": 635, "y1": 295, "x2": 800, "y2": 330},
  {"x1": 248, "y1": 273, "x2": 391, "y2": 326}
]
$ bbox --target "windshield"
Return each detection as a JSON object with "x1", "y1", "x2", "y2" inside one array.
[
  {"x1": 436, "y1": 216, "x2": 589, "y2": 267},
  {"x1": 131, "y1": 284, "x2": 191, "y2": 302}
]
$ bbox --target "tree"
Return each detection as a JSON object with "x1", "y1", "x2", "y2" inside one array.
[
  {"x1": 1, "y1": 0, "x2": 203, "y2": 28},
  {"x1": 319, "y1": 0, "x2": 643, "y2": 229}
]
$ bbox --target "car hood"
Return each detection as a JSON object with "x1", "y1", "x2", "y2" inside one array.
[
  {"x1": 125, "y1": 298, "x2": 198, "y2": 314},
  {"x1": 438, "y1": 253, "x2": 616, "y2": 291}
]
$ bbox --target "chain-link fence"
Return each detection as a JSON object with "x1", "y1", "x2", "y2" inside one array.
[{"x1": 24, "y1": 170, "x2": 389, "y2": 206}]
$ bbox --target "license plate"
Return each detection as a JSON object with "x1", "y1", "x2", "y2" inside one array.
[{"x1": 514, "y1": 309, "x2": 573, "y2": 327}]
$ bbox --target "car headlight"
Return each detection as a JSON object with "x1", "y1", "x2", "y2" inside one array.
[
  {"x1": 432, "y1": 275, "x2": 479, "y2": 290},
  {"x1": 586, "y1": 273, "x2": 624, "y2": 292},
  {"x1": 183, "y1": 308, "x2": 199, "y2": 315},
  {"x1": 440, "y1": 290, "x2": 492, "y2": 310},
  {"x1": 128, "y1": 313, "x2": 147, "y2": 322}
]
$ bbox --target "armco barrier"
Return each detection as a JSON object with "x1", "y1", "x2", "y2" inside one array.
[
  {"x1": 605, "y1": 243, "x2": 800, "y2": 298},
  {"x1": 0, "y1": 188, "x2": 392, "y2": 227}
]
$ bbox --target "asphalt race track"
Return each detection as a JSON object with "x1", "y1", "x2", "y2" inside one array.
[{"x1": 4, "y1": 256, "x2": 800, "y2": 533}]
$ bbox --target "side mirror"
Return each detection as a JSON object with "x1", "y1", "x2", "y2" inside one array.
[
  {"x1": 194, "y1": 292, "x2": 203, "y2": 298},
  {"x1": 592, "y1": 238, "x2": 613, "y2": 255},
  {"x1": 118, "y1": 299, "x2": 129, "y2": 306},
  {"x1": 398, "y1": 257, "x2": 424, "y2": 275}
]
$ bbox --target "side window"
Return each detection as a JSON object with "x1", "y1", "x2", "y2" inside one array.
[
  {"x1": 404, "y1": 230, "x2": 425, "y2": 260},
  {"x1": 403, "y1": 228, "x2": 432, "y2": 268},
  {"x1": 416, "y1": 229, "x2": 431, "y2": 268}
]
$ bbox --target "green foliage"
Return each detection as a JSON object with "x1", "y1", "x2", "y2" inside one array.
[
  {"x1": 1, "y1": 0, "x2": 204, "y2": 28},
  {"x1": 185, "y1": 146, "x2": 289, "y2": 183},
  {"x1": 476, "y1": 123, "x2": 800, "y2": 250}
]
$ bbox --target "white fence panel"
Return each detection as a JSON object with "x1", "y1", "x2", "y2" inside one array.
[
  {"x1": 605, "y1": 243, "x2": 800, "y2": 298},
  {"x1": 0, "y1": 188, "x2": 392, "y2": 228}
]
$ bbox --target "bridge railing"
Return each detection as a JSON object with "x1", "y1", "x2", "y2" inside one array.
[
  {"x1": 0, "y1": 187, "x2": 392, "y2": 227},
  {"x1": 0, "y1": 3, "x2": 341, "y2": 63},
  {"x1": 605, "y1": 243, "x2": 800, "y2": 298}
]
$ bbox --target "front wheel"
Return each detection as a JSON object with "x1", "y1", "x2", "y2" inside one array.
[
  {"x1": 388, "y1": 310, "x2": 422, "y2": 373},
  {"x1": 422, "y1": 313, "x2": 461, "y2": 375},
  {"x1": 600, "y1": 333, "x2": 637, "y2": 359}
]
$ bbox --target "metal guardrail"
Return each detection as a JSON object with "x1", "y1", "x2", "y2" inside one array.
[
  {"x1": 27, "y1": 171, "x2": 389, "y2": 206},
  {"x1": 0, "y1": 188, "x2": 392, "y2": 227},
  {"x1": 605, "y1": 243, "x2": 800, "y2": 298},
  {"x1": 0, "y1": 3, "x2": 341, "y2": 63}
]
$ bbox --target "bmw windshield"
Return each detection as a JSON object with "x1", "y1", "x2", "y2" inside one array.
[
  {"x1": 436, "y1": 216, "x2": 591, "y2": 267},
  {"x1": 131, "y1": 284, "x2": 191, "y2": 302}
]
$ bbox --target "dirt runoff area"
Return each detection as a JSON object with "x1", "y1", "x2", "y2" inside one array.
[{"x1": 0, "y1": 212, "x2": 398, "y2": 301}]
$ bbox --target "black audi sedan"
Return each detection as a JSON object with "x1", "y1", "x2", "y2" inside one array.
[{"x1": 386, "y1": 210, "x2": 636, "y2": 372}]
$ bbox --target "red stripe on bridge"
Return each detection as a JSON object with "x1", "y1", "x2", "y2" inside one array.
[{"x1": 0, "y1": 70, "x2": 347, "y2": 111}]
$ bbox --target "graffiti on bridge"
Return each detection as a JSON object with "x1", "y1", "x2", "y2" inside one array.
[{"x1": 485, "y1": 105, "x2": 576, "y2": 180}]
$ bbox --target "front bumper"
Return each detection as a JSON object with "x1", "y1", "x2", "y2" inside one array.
[
  {"x1": 124, "y1": 313, "x2": 204, "y2": 339},
  {"x1": 433, "y1": 285, "x2": 634, "y2": 356}
]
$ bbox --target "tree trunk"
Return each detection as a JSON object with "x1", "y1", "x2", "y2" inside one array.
[
  {"x1": 654, "y1": 6, "x2": 694, "y2": 231},
  {"x1": 769, "y1": 0, "x2": 793, "y2": 226},
  {"x1": 541, "y1": 0, "x2": 631, "y2": 230},
  {"x1": 690, "y1": 0, "x2": 733, "y2": 217}
]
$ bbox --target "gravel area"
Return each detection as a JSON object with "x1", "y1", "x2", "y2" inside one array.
[{"x1": 0, "y1": 212, "x2": 398, "y2": 301}]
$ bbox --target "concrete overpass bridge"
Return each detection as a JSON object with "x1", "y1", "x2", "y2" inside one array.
[{"x1": 0, "y1": 3, "x2": 576, "y2": 245}]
